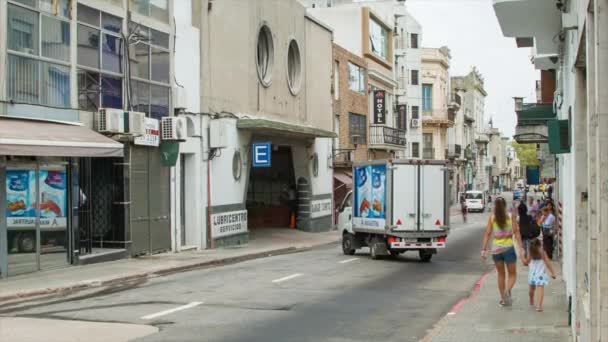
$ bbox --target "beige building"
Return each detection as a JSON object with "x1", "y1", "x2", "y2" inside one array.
[{"x1": 421, "y1": 47, "x2": 454, "y2": 160}]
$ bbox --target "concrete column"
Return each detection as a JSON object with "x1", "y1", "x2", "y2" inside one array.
[
  {"x1": 0, "y1": 0, "x2": 7, "y2": 103},
  {"x1": 595, "y1": 1, "x2": 608, "y2": 339}
]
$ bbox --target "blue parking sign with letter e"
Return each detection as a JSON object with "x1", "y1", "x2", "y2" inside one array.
[{"x1": 252, "y1": 142, "x2": 271, "y2": 167}]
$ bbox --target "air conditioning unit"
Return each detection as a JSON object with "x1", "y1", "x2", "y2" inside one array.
[
  {"x1": 128, "y1": 111, "x2": 146, "y2": 136},
  {"x1": 161, "y1": 116, "x2": 187, "y2": 141},
  {"x1": 97, "y1": 108, "x2": 126, "y2": 134},
  {"x1": 97, "y1": 109, "x2": 146, "y2": 136},
  {"x1": 410, "y1": 118, "x2": 420, "y2": 128}
]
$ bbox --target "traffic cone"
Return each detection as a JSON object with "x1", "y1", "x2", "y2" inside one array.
[{"x1": 289, "y1": 212, "x2": 296, "y2": 229}]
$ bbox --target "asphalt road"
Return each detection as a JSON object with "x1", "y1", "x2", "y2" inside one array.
[{"x1": 1, "y1": 212, "x2": 492, "y2": 342}]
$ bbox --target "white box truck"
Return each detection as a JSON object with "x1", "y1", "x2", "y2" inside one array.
[{"x1": 337, "y1": 160, "x2": 450, "y2": 262}]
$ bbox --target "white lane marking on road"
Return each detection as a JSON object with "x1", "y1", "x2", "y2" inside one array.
[
  {"x1": 272, "y1": 273, "x2": 303, "y2": 283},
  {"x1": 141, "y1": 302, "x2": 203, "y2": 320},
  {"x1": 339, "y1": 258, "x2": 359, "y2": 264}
]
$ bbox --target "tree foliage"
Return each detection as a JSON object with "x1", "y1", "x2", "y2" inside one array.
[{"x1": 511, "y1": 141, "x2": 540, "y2": 168}]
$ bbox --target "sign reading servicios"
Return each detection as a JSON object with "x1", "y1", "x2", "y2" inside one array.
[{"x1": 211, "y1": 210, "x2": 248, "y2": 238}]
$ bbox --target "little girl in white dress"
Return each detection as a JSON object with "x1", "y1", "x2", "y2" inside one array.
[{"x1": 522, "y1": 239, "x2": 556, "y2": 312}]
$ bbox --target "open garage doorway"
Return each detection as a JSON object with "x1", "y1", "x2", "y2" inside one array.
[{"x1": 246, "y1": 146, "x2": 296, "y2": 229}]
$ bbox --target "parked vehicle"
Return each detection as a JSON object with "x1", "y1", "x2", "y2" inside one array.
[
  {"x1": 337, "y1": 160, "x2": 450, "y2": 262},
  {"x1": 464, "y1": 190, "x2": 485, "y2": 212}
]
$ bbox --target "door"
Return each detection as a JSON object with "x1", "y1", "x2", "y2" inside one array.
[
  {"x1": 4, "y1": 162, "x2": 70, "y2": 276},
  {"x1": 392, "y1": 164, "x2": 418, "y2": 231},
  {"x1": 420, "y1": 164, "x2": 447, "y2": 230},
  {"x1": 130, "y1": 146, "x2": 171, "y2": 255},
  {"x1": 337, "y1": 192, "x2": 353, "y2": 233}
]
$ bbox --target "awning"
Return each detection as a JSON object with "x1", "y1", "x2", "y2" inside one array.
[
  {"x1": 236, "y1": 118, "x2": 336, "y2": 139},
  {"x1": 0, "y1": 117, "x2": 124, "y2": 157},
  {"x1": 334, "y1": 171, "x2": 352, "y2": 189}
]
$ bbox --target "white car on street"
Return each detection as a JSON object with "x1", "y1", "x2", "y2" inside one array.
[{"x1": 465, "y1": 191, "x2": 485, "y2": 212}]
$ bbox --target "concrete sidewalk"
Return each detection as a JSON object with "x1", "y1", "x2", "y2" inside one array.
[
  {"x1": 423, "y1": 259, "x2": 572, "y2": 342},
  {"x1": 0, "y1": 228, "x2": 339, "y2": 302}
]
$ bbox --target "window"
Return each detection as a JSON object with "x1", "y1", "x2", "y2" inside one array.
[
  {"x1": 412, "y1": 105, "x2": 420, "y2": 119},
  {"x1": 349, "y1": 113, "x2": 367, "y2": 145},
  {"x1": 6, "y1": 2, "x2": 71, "y2": 108},
  {"x1": 369, "y1": 18, "x2": 388, "y2": 60},
  {"x1": 411, "y1": 70, "x2": 419, "y2": 85},
  {"x1": 127, "y1": 22, "x2": 171, "y2": 118},
  {"x1": 333, "y1": 61, "x2": 339, "y2": 100},
  {"x1": 287, "y1": 40, "x2": 302, "y2": 95},
  {"x1": 348, "y1": 62, "x2": 365, "y2": 93},
  {"x1": 410, "y1": 33, "x2": 419, "y2": 49},
  {"x1": 256, "y1": 25, "x2": 274, "y2": 87},
  {"x1": 129, "y1": 0, "x2": 169, "y2": 23},
  {"x1": 422, "y1": 84, "x2": 433, "y2": 112},
  {"x1": 77, "y1": 5, "x2": 125, "y2": 111},
  {"x1": 412, "y1": 142, "x2": 420, "y2": 158}
]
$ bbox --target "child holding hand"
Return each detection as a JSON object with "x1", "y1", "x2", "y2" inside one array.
[{"x1": 522, "y1": 239, "x2": 556, "y2": 312}]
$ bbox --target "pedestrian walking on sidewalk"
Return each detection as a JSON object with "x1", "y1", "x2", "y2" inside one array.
[
  {"x1": 540, "y1": 204, "x2": 556, "y2": 259},
  {"x1": 481, "y1": 197, "x2": 525, "y2": 307},
  {"x1": 522, "y1": 239, "x2": 556, "y2": 312},
  {"x1": 460, "y1": 194, "x2": 467, "y2": 223}
]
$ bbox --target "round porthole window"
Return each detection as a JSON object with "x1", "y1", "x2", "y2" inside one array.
[
  {"x1": 287, "y1": 39, "x2": 302, "y2": 95},
  {"x1": 232, "y1": 150, "x2": 242, "y2": 180},
  {"x1": 312, "y1": 153, "x2": 319, "y2": 177},
  {"x1": 256, "y1": 25, "x2": 274, "y2": 87}
]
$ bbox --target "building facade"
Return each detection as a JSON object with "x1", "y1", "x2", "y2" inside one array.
[
  {"x1": 421, "y1": 47, "x2": 453, "y2": 160},
  {"x1": 0, "y1": 0, "x2": 178, "y2": 277},
  {"x1": 177, "y1": 0, "x2": 335, "y2": 250},
  {"x1": 494, "y1": 0, "x2": 608, "y2": 339}
]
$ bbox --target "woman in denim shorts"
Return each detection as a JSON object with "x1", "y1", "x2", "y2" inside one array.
[{"x1": 481, "y1": 197, "x2": 525, "y2": 307}]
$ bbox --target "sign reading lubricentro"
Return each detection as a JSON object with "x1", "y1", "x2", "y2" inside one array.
[
  {"x1": 310, "y1": 198, "x2": 332, "y2": 219},
  {"x1": 373, "y1": 90, "x2": 386, "y2": 124},
  {"x1": 211, "y1": 210, "x2": 248, "y2": 238},
  {"x1": 134, "y1": 118, "x2": 160, "y2": 147}
]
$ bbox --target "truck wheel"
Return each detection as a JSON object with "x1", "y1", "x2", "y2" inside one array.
[
  {"x1": 419, "y1": 250, "x2": 433, "y2": 262},
  {"x1": 18, "y1": 233, "x2": 35, "y2": 253},
  {"x1": 342, "y1": 233, "x2": 356, "y2": 255}
]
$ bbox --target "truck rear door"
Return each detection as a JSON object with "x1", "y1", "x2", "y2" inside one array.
[
  {"x1": 391, "y1": 163, "x2": 418, "y2": 231},
  {"x1": 420, "y1": 164, "x2": 448, "y2": 230}
]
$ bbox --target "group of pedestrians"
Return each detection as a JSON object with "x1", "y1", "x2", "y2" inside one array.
[{"x1": 480, "y1": 195, "x2": 557, "y2": 312}]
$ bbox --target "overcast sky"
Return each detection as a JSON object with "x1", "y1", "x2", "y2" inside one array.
[{"x1": 407, "y1": 0, "x2": 539, "y2": 138}]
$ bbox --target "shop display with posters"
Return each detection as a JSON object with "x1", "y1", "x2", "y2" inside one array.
[
  {"x1": 5, "y1": 170, "x2": 67, "y2": 228},
  {"x1": 353, "y1": 164, "x2": 386, "y2": 230}
]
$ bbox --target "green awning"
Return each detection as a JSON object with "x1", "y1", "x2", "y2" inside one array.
[
  {"x1": 236, "y1": 119, "x2": 337, "y2": 139},
  {"x1": 517, "y1": 104, "x2": 555, "y2": 124}
]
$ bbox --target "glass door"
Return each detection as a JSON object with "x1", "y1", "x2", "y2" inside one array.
[
  {"x1": 38, "y1": 163, "x2": 70, "y2": 270},
  {"x1": 5, "y1": 166, "x2": 38, "y2": 276},
  {"x1": 4, "y1": 161, "x2": 69, "y2": 276}
]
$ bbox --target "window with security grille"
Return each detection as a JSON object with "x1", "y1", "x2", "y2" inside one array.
[{"x1": 349, "y1": 113, "x2": 367, "y2": 145}]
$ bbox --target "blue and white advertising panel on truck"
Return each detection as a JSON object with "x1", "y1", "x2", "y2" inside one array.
[{"x1": 353, "y1": 164, "x2": 386, "y2": 230}]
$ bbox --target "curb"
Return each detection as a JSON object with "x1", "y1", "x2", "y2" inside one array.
[
  {"x1": 420, "y1": 270, "x2": 493, "y2": 342},
  {"x1": 0, "y1": 241, "x2": 337, "y2": 303}
]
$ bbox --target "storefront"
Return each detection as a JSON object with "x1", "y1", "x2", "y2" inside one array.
[{"x1": 0, "y1": 117, "x2": 123, "y2": 277}]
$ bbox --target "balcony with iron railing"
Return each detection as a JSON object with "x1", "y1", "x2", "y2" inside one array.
[
  {"x1": 369, "y1": 125, "x2": 406, "y2": 150},
  {"x1": 423, "y1": 147, "x2": 435, "y2": 159}
]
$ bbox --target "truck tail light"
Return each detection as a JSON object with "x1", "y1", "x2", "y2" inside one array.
[
  {"x1": 436, "y1": 236, "x2": 446, "y2": 243},
  {"x1": 388, "y1": 236, "x2": 397, "y2": 243}
]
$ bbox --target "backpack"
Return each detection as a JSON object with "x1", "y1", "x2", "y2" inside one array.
[{"x1": 520, "y1": 215, "x2": 541, "y2": 239}]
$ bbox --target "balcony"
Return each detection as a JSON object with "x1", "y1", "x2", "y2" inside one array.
[
  {"x1": 369, "y1": 125, "x2": 406, "y2": 150},
  {"x1": 492, "y1": 0, "x2": 561, "y2": 55},
  {"x1": 423, "y1": 148, "x2": 435, "y2": 160},
  {"x1": 514, "y1": 103, "x2": 554, "y2": 143},
  {"x1": 422, "y1": 109, "x2": 454, "y2": 127}
]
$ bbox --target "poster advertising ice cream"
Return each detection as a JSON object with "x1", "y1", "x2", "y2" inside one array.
[
  {"x1": 5, "y1": 170, "x2": 67, "y2": 228},
  {"x1": 353, "y1": 164, "x2": 386, "y2": 230}
]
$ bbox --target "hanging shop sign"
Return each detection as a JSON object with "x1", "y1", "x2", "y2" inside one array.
[
  {"x1": 134, "y1": 118, "x2": 160, "y2": 147},
  {"x1": 211, "y1": 210, "x2": 248, "y2": 238},
  {"x1": 252, "y1": 142, "x2": 271, "y2": 168},
  {"x1": 373, "y1": 90, "x2": 386, "y2": 124},
  {"x1": 310, "y1": 198, "x2": 332, "y2": 219},
  {"x1": 6, "y1": 170, "x2": 67, "y2": 228}
]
